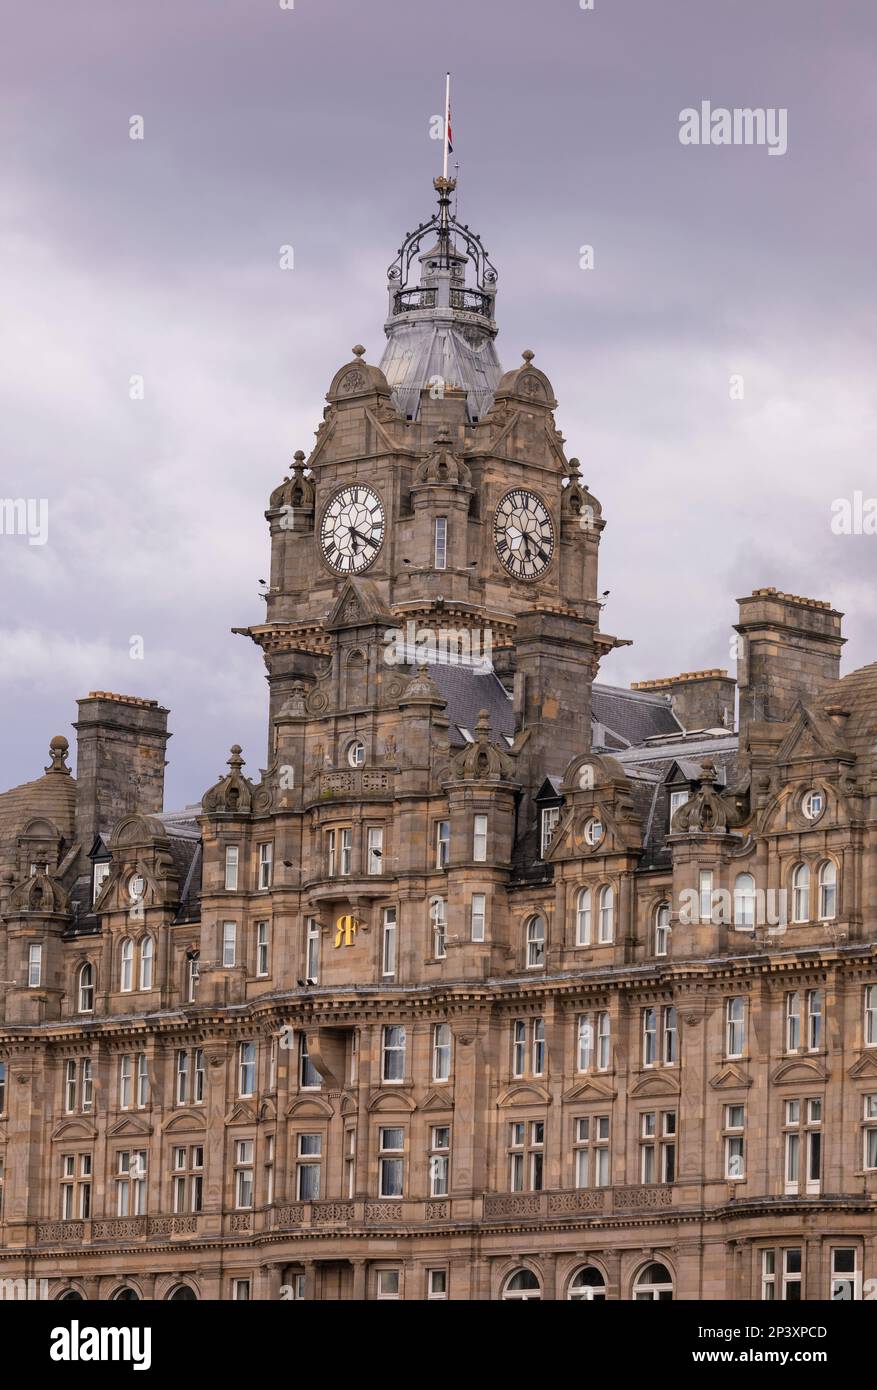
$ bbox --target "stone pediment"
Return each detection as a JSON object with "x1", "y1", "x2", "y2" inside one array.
[
  {"x1": 224, "y1": 1101, "x2": 258, "y2": 1126},
  {"x1": 163, "y1": 1110, "x2": 207, "y2": 1134},
  {"x1": 51, "y1": 1119, "x2": 98, "y2": 1143},
  {"x1": 367, "y1": 1089, "x2": 417, "y2": 1114},
  {"x1": 496, "y1": 1083, "x2": 552, "y2": 1108},
  {"x1": 770, "y1": 1058, "x2": 829, "y2": 1086},
  {"x1": 709, "y1": 1064, "x2": 754, "y2": 1091},
  {"x1": 848, "y1": 1052, "x2": 877, "y2": 1080},
  {"x1": 418, "y1": 1089, "x2": 454, "y2": 1112},
  {"x1": 629, "y1": 1070, "x2": 681, "y2": 1098},
  {"x1": 562, "y1": 1077, "x2": 617, "y2": 1103},
  {"x1": 325, "y1": 579, "x2": 389, "y2": 631},
  {"x1": 286, "y1": 1095, "x2": 335, "y2": 1119},
  {"x1": 776, "y1": 701, "x2": 849, "y2": 765},
  {"x1": 106, "y1": 1114, "x2": 153, "y2": 1139}
]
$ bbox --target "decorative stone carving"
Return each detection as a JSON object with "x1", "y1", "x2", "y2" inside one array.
[
  {"x1": 449, "y1": 709, "x2": 516, "y2": 782},
  {"x1": 311, "y1": 1201, "x2": 353, "y2": 1224}
]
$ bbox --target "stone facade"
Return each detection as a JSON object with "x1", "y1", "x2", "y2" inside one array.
[{"x1": 1, "y1": 180, "x2": 876, "y2": 1302}]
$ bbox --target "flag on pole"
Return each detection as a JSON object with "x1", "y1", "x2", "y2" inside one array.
[{"x1": 443, "y1": 72, "x2": 452, "y2": 178}]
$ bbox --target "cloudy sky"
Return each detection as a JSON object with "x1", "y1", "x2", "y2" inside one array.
[{"x1": 1, "y1": 0, "x2": 874, "y2": 809}]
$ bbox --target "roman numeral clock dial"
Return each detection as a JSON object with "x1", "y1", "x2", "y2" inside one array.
[
  {"x1": 493, "y1": 489, "x2": 555, "y2": 579},
  {"x1": 319, "y1": 486, "x2": 385, "y2": 574}
]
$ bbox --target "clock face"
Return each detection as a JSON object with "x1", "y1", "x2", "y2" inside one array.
[
  {"x1": 493, "y1": 489, "x2": 555, "y2": 579},
  {"x1": 320, "y1": 486, "x2": 385, "y2": 574}
]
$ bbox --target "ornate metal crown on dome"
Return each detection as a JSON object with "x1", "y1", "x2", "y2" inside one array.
[
  {"x1": 379, "y1": 176, "x2": 504, "y2": 423},
  {"x1": 386, "y1": 176, "x2": 498, "y2": 319}
]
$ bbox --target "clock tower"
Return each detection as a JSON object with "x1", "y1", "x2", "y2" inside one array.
[{"x1": 239, "y1": 173, "x2": 625, "y2": 789}]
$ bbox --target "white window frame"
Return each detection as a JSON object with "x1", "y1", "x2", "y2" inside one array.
[
  {"x1": 726, "y1": 996, "x2": 745, "y2": 1058},
  {"x1": 256, "y1": 921, "x2": 270, "y2": 977},
  {"x1": 540, "y1": 806, "x2": 560, "y2": 858},
  {"x1": 258, "y1": 842, "x2": 273, "y2": 890},
  {"x1": 27, "y1": 943, "x2": 42, "y2": 988},
  {"x1": 381, "y1": 907, "x2": 396, "y2": 978},
  {"x1": 472, "y1": 814, "x2": 488, "y2": 863},
  {"x1": 432, "y1": 1023, "x2": 451, "y2": 1083},
  {"x1": 434, "y1": 516, "x2": 447, "y2": 570},
  {"x1": 224, "y1": 845, "x2": 239, "y2": 892},
  {"x1": 597, "y1": 885, "x2": 614, "y2": 943},
  {"x1": 526, "y1": 914, "x2": 546, "y2": 969},
  {"x1": 139, "y1": 935, "x2": 153, "y2": 990},
  {"x1": 576, "y1": 887, "x2": 591, "y2": 946},
  {"x1": 470, "y1": 892, "x2": 486, "y2": 942},
  {"x1": 366, "y1": 825, "x2": 384, "y2": 875},
  {"x1": 222, "y1": 921, "x2": 237, "y2": 968}
]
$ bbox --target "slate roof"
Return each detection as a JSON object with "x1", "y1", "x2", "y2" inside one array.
[
  {"x1": 427, "y1": 663, "x2": 515, "y2": 745},
  {"x1": 828, "y1": 662, "x2": 877, "y2": 759},
  {"x1": 591, "y1": 684, "x2": 682, "y2": 750}
]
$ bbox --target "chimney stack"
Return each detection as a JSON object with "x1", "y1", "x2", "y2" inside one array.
[
  {"x1": 73, "y1": 692, "x2": 171, "y2": 847},
  {"x1": 630, "y1": 669, "x2": 736, "y2": 732},
  {"x1": 734, "y1": 588, "x2": 844, "y2": 741}
]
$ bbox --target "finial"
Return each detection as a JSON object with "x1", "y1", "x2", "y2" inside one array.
[
  {"x1": 292, "y1": 450, "x2": 306, "y2": 473},
  {"x1": 228, "y1": 745, "x2": 245, "y2": 769},
  {"x1": 474, "y1": 708, "x2": 491, "y2": 740},
  {"x1": 45, "y1": 735, "x2": 70, "y2": 775},
  {"x1": 568, "y1": 457, "x2": 581, "y2": 480},
  {"x1": 351, "y1": 344, "x2": 366, "y2": 358},
  {"x1": 522, "y1": 349, "x2": 535, "y2": 363},
  {"x1": 699, "y1": 759, "x2": 718, "y2": 784}
]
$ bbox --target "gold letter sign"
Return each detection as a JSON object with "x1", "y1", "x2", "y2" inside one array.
[{"x1": 334, "y1": 915, "x2": 360, "y2": 948}]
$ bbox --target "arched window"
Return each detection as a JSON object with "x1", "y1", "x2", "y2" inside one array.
[
  {"x1": 733, "y1": 874, "x2": 756, "y2": 929},
  {"x1": 139, "y1": 936, "x2": 154, "y2": 991},
  {"x1": 111, "y1": 1287, "x2": 140, "y2": 1301},
  {"x1": 57, "y1": 1290, "x2": 84, "y2": 1301},
  {"x1": 502, "y1": 1269, "x2": 542, "y2": 1301},
  {"x1": 78, "y1": 963, "x2": 94, "y2": 1013},
  {"x1": 167, "y1": 1284, "x2": 197, "y2": 1301},
  {"x1": 598, "y1": 885, "x2": 614, "y2": 943},
  {"x1": 119, "y1": 939, "x2": 133, "y2": 993},
  {"x1": 792, "y1": 864, "x2": 810, "y2": 923},
  {"x1": 632, "y1": 1262, "x2": 674, "y2": 1301},
  {"x1": 818, "y1": 861, "x2": 837, "y2": 920},
  {"x1": 576, "y1": 889, "x2": 592, "y2": 946},
  {"x1": 655, "y1": 902, "x2": 671, "y2": 957},
  {"x1": 568, "y1": 1266, "x2": 607, "y2": 1301},
  {"x1": 526, "y1": 915, "x2": 546, "y2": 969}
]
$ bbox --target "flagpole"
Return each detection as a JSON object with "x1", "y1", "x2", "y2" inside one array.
[{"x1": 443, "y1": 71, "x2": 450, "y2": 180}]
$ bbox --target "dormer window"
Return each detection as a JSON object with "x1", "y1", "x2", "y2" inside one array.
[
  {"x1": 540, "y1": 807, "x2": 561, "y2": 858},
  {"x1": 669, "y1": 789, "x2": 689, "y2": 827},
  {"x1": 92, "y1": 861, "x2": 111, "y2": 904}
]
